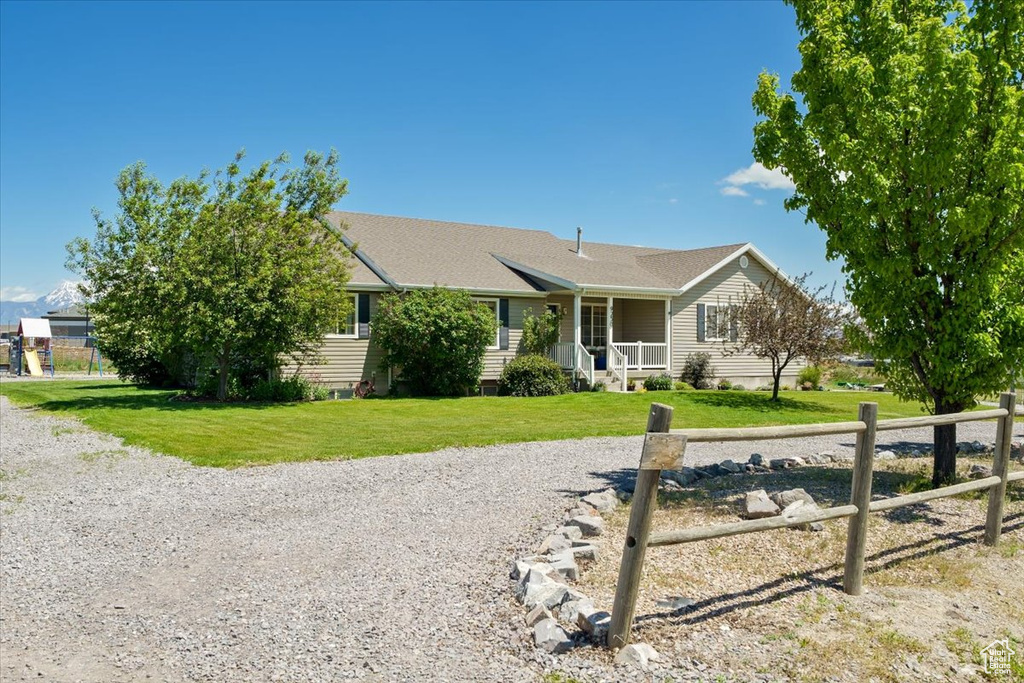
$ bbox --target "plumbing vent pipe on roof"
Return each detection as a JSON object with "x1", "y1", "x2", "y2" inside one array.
[{"x1": 576, "y1": 226, "x2": 583, "y2": 257}]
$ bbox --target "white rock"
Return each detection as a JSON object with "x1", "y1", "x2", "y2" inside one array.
[
  {"x1": 568, "y1": 544, "x2": 599, "y2": 562},
  {"x1": 554, "y1": 526, "x2": 583, "y2": 541},
  {"x1": 533, "y1": 618, "x2": 573, "y2": 654},
  {"x1": 558, "y1": 598, "x2": 593, "y2": 626},
  {"x1": 548, "y1": 551, "x2": 579, "y2": 581},
  {"x1": 576, "y1": 604, "x2": 611, "y2": 642},
  {"x1": 614, "y1": 642, "x2": 660, "y2": 670},
  {"x1": 525, "y1": 604, "x2": 553, "y2": 626},
  {"x1": 581, "y1": 491, "x2": 618, "y2": 513},
  {"x1": 770, "y1": 488, "x2": 815, "y2": 509},
  {"x1": 876, "y1": 449, "x2": 896, "y2": 460},
  {"x1": 537, "y1": 534, "x2": 571, "y2": 555},
  {"x1": 742, "y1": 490, "x2": 780, "y2": 519},
  {"x1": 566, "y1": 515, "x2": 605, "y2": 537}
]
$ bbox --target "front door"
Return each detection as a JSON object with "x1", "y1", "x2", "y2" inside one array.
[{"x1": 580, "y1": 304, "x2": 608, "y2": 359}]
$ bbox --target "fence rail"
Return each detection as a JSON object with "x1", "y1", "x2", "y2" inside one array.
[{"x1": 607, "y1": 393, "x2": 1019, "y2": 650}]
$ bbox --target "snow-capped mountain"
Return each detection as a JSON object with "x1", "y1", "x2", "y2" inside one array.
[
  {"x1": 0, "y1": 281, "x2": 87, "y2": 324},
  {"x1": 42, "y1": 280, "x2": 86, "y2": 312}
]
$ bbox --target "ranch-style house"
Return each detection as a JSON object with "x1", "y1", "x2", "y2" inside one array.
[{"x1": 288, "y1": 212, "x2": 806, "y2": 394}]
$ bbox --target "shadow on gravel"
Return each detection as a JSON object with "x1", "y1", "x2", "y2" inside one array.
[{"x1": 635, "y1": 514, "x2": 1024, "y2": 628}]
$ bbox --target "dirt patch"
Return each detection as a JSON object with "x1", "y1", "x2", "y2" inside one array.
[{"x1": 574, "y1": 457, "x2": 1024, "y2": 682}]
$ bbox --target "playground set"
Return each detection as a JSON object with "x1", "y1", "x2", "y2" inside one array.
[{"x1": 4, "y1": 318, "x2": 104, "y2": 378}]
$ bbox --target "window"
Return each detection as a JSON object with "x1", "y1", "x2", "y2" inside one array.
[
  {"x1": 329, "y1": 294, "x2": 358, "y2": 338},
  {"x1": 704, "y1": 303, "x2": 734, "y2": 341},
  {"x1": 476, "y1": 298, "x2": 500, "y2": 349},
  {"x1": 581, "y1": 304, "x2": 607, "y2": 348}
]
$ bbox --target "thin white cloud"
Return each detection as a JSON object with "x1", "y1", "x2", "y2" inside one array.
[
  {"x1": 0, "y1": 286, "x2": 41, "y2": 302},
  {"x1": 719, "y1": 186, "x2": 749, "y2": 197},
  {"x1": 753, "y1": 198, "x2": 766, "y2": 206},
  {"x1": 668, "y1": 197, "x2": 678, "y2": 204},
  {"x1": 719, "y1": 162, "x2": 795, "y2": 198}
]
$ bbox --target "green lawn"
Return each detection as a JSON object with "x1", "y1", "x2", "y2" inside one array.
[{"x1": 0, "y1": 381, "x2": 933, "y2": 468}]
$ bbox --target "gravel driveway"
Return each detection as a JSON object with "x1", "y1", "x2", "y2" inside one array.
[{"x1": 0, "y1": 396, "x2": 1014, "y2": 682}]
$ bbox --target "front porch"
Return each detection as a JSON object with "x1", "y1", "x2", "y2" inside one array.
[{"x1": 547, "y1": 294, "x2": 671, "y2": 389}]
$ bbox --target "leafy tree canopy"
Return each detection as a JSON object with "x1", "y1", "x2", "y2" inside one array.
[
  {"x1": 68, "y1": 149, "x2": 351, "y2": 400},
  {"x1": 753, "y1": 0, "x2": 1023, "y2": 485},
  {"x1": 371, "y1": 287, "x2": 496, "y2": 397}
]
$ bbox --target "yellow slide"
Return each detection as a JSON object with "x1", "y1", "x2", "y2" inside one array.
[{"x1": 24, "y1": 349, "x2": 43, "y2": 377}]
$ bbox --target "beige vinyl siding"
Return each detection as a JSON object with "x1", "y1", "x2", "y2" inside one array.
[
  {"x1": 481, "y1": 296, "x2": 547, "y2": 380},
  {"x1": 671, "y1": 256, "x2": 806, "y2": 384},
  {"x1": 285, "y1": 292, "x2": 387, "y2": 390},
  {"x1": 548, "y1": 294, "x2": 575, "y2": 344},
  {"x1": 614, "y1": 298, "x2": 666, "y2": 343}
]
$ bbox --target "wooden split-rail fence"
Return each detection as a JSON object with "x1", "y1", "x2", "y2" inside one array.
[{"x1": 607, "y1": 393, "x2": 1020, "y2": 650}]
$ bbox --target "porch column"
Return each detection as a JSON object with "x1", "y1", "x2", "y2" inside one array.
[
  {"x1": 606, "y1": 296, "x2": 614, "y2": 354},
  {"x1": 573, "y1": 291, "x2": 582, "y2": 347},
  {"x1": 665, "y1": 299, "x2": 672, "y2": 372}
]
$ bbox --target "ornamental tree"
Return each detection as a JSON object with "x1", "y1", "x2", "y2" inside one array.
[
  {"x1": 752, "y1": 0, "x2": 1024, "y2": 486},
  {"x1": 727, "y1": 274, "x2": 851, "y2": 401},
  {"x1": 68, "y1": 150, "x2": 351, "y2": 400},
  {"x1": 371, "y1": 287, "x2": 496, "y2": 396}
]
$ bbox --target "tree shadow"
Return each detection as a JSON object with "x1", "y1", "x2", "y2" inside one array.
[
  {"x1": 631, "y1": 514, "x2": 1023, "y2": 629},
  {"x1": 687, "y1": 391, "x2": 847, "y2": 415},
  {"x1": 23, "y1": 390, "x2": 295, "y2": 413}
]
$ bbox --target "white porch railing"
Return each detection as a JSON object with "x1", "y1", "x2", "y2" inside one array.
[
  {"x1": 612, "y1": 342, "x2": 668, "y2": 371},
  {"x1": 575, "y1": 342, "x2": 595, "y2": 387},
  {"x1": 550, "y1": 342, "x2": 576, "y2": 370},
  {"x1": 607, "y1": 344, "x2": 626, "y2": 392}
]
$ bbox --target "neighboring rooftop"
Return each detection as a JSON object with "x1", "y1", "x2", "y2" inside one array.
[{"x1": 327, "y1": 211, "x2": 752, "y2": 293}]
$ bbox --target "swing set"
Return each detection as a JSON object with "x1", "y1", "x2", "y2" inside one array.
[{"x1": 5, "y1": 318, "x2": 104, "y2": 377}]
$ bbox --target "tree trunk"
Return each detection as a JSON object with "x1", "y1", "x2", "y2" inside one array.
[
  {"x1": 771, "y1": 366, "x2": 783, "y2": 401},
  {"x1": 216, "y1": 342, "x2": 231, "y2": 402},
  {"x1": 932, "y1": 400, "x2": 958, "y2": 488}
]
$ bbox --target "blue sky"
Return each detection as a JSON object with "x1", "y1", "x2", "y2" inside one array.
[{"x1": 0, "y1": 0, "x2": 835, "y2": 301}]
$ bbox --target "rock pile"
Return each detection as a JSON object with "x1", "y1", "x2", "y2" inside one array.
[
  {"x1": 741, "y1": 487, "x2": 825, "y2": 531},
  {"x1": 511, "y1": 486, "x2": 660, "y2": 667}
]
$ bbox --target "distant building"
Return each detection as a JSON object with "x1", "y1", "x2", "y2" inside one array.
[{"x1": 42, "y1": 304, "x2": 93, "y2": 339}]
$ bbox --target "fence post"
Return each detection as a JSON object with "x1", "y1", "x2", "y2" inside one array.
[
  {"x1": 607, "y1": 402, "x2": 674, "y2": 650},
  {"x1": 843, "y1": 401, "x2": 878, "y2": 596},
  {"x1": 985, "y1": 392, "x2": 1016, "y2": 546}
]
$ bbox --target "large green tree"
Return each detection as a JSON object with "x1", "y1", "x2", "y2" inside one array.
[
  {"x1": 371, "y1": 287, "x2": 496, "y2": 397},
  {"x1": 752, "y1": 0, "x2": 1023, "y2": 486},
  {"x1": 68, "y1": 149, "x2": 351, "y2": 400}
]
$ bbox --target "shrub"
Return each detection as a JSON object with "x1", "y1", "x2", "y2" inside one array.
[
  {"x1": 373, "y1": 287, "x2": 496, "y2": 396},
  {"x1": 717, "y1": 378, "x2": 733, "y2": 390},
  {"x1": 521, "y1": 307, "x2": 563, "y2": 355},
  {"x1": 497, "y1": 354, "x2": 570, "y2": 397},
  {"x1": 732, "y1": 384, "x2": 746, "y2": 391},
  {"x1": 627, "y1": 378, "x2": 637, "y2": 391},
  {"x1": 591, "y1": 381, "x2": 607, "y2": 392},
  {"x1": 643, "y1": 373, "x2": 674, "y2": 391},
  {"x1": 797, "y1": 365, "x2": 823, "y2": 389},
  {"x1": 680, "y1": 353, "x2": 716, "y2": 389},
  {"x1": 250, "y1": 375, "x2": 323, "y2": 402},
  {"x1": 674, "y1": 381, "x2": 694, "y2": 391}
]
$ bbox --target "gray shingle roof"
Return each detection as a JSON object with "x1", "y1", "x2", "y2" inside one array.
[{"x1": 327, "y1": 211, "x2": 748, "y2": 293}]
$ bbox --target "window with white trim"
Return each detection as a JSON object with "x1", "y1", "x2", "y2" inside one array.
[
  {"x1": 475, "y1": 298, "x2": 500, "y2": 349},
  {"x1": 703, "y1": 303, "x2": 734, "y2": 341},
  {"x1": 328, "y1": 294, "x2": 358, "y2": 338}
]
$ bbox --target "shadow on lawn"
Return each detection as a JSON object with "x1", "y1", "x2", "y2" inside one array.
[
  {"x1": 21, "y1": 387, "x2": 296, "y2": 413},
  {"x1": 686, "y1": 391, "x2": 848, "y2": 416}
]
